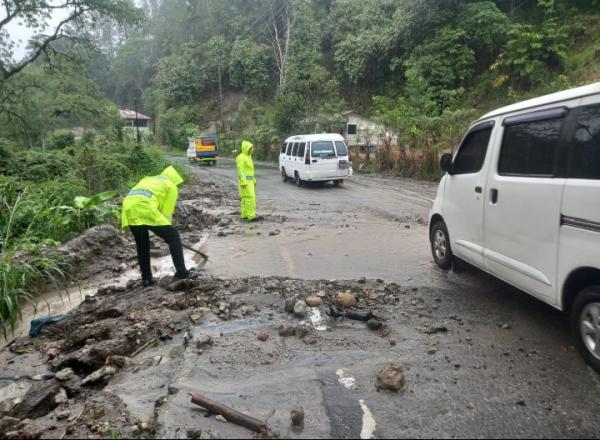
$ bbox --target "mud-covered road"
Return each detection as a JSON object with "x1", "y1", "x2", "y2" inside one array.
[{"x1": 0, "y1": 158, "x2": 599, "y2": 439}]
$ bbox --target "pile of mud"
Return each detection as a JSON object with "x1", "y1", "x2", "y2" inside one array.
[{"x1": 0, "y1": 275, "x2": 418, "y2": 439}]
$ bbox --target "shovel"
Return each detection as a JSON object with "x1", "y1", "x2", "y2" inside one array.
[{"x1": 182, "y1": 242, "x2": 209, "y2": 268}]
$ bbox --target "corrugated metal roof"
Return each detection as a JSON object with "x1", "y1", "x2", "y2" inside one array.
[{"x1": 119, "y1": 109, "x2": 152, "y2": 120}]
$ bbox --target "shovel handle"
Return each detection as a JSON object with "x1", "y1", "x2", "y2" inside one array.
[{"x1": 182, "y1": 243, "x2": 209, "y2": 261}]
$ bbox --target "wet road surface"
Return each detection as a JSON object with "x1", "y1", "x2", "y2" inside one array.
[{"x1": 170, "y1": 158, "x2": 600, "y2": 438}]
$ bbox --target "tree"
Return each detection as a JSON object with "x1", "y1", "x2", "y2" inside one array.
[
  {"x1": 268, "y1": 0, "x2": 293, "y2": 90},
  {"x1": 110, "y1": 36, "x2": 155, "y2": 105},
  {"x1": 228, "y1": 38, "x2": 270, "y2": 95},
  {"x1": 0, "y1": 0, "x2": 142, "y2": 82}
]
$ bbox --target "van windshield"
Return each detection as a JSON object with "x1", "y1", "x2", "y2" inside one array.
[{"x1": 311, "y1": 141, "x2": 336, "y2": 158}]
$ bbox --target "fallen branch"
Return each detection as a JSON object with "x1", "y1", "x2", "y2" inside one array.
[
  {"x1": 327, "y1": 305, "x2": 382, "y2": 322},
  {"x1": 189, "y1": 392, "x2": 267, "y2": 433},
  {"x1": 131, "y1": 338, "x2": 157, "y2": 358}
]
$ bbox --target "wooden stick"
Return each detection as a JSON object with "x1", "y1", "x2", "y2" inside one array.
[
  {"x1": 190, "y1": 392, "x2": 267, "y2": 433},
  {"x1": 131, "y1": 338, "x2": 157, "y2": 358}
]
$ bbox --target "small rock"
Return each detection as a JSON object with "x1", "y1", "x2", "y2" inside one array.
[
  {"x1": 378, "y1": 326, "x2": 392, "y2": 337},
  {"x1": 427, "y1": 348, "x2": 438, "y2": 355},
  {"x1": 54, "y1": 388, "x2": 68, "y2": 405},
  {"x1": 367, "y1": 319, "x2": 383, "y2": 331},
  {"x1": 269, "y1": 230, "x2": 281, "y2": 236},
  {"x1": 291, "y1": 405, "x2": 304, "y2": 427},
  {"x1": 294, "y1": 324, "x2": 310, "y2": 339},
  {"x1": 501, "y1": 323, "x2": 511, "y2": 330},
  {"x1": 421, "y1": 325, "x2": 448, "y2": 335},
  {"x1": 284, "y1": 296, "x2": 297, "y2": 313},
  {"x1": 56, "y1": 410, "x2": 71, "y2": 420},
  {"x1": 294, "y1": 301, "x2": 308, "y2": 318},
  {"x1": 0, "y1": 417, "x2": 20, "y2": 433},
  {"x1": 316, "y1": 290, "x2": 327, "y2": 298},
  {"x1": 190, "y1": 307, "x2": 210, "y2": 324},
  {"x1": 168, "y1": 385, "x2": 180, "y2": 395},
  {"x1": 240, "y1": 306, "x2": 250, "y2": 316},
  {"x1": 81, "y1": 366, "x2": 117, "y2": 386},
  {"x1": 305, "y1": 296, "x2": 323, "y2": 307},
  {"x1": 196, "y1": 335, "x2": 213, "y2": 349},
  {"x1": 358, "y1": 277, "x2": 367, "y2": 284},
  {"x1": 279, "y1": 324, "x2": 296, "y2": 337},
  {"x1": 335, "y1": 291, "x2": 357, "y2": 308},
  {"x1": 140, "y1": 422, "x2": 149, "y2": 430},
  {"x1": 389, "y1": 339, "x2": 397, "y2": 347},
  {"x1": 257, "y1": 331, "x2": 269, "y2": 342},
  {"x1": 32, "y1": 373, "x2": 55, "y2": 381},
  {"x1": 55, "y1": 368, "x2": 74, "y2": 382},
  {"x1": 304, "y1": 335, "x2": 319, "y2": 345},
  {"x1": 217, "y1": 231, "x2": 226, "y2": 237},
  {"x1": 377, "y1": 363, "x2": 406, "y2": 392},
  {"x1": 215, "y1": 415, "x2": 227, "y2": 423},
  {"x1": 46, "y1": 348, "x2": 60, "y2": 360}
]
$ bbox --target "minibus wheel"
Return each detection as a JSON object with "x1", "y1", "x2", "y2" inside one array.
[
  {"x1": 334, "y1": 179, "x2": 344, "y2": 186},
  {"x1": 571, "y1": 287, "x2": 600, "y2": 373},
  {"x1": 295, "y1": 172, "x2": 303, "y2": 187},
  {"x1": 281, "y1": 168, "x2": 288, "y2": 182},
  {"x1": 430, "y1": 221, "x2": 452, "y2": 270}
]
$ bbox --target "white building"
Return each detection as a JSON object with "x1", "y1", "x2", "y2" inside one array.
[{"x1": 120, "y1": 109, "x2": 152, "y2": 131}]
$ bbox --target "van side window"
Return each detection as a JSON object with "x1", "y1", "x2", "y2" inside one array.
[
  {"x1": 286, "y1": 143, "x2": 293, "y2": 156},
  {"x1": 499, "y1": 118, "x2": 564, "y2": 176},
  {"x1": 335, "y1": 141, "x2": 348, "y2": 156},
  {"x1": 452, "y1": 126, "x2": 493, "y2": 174},
  {"x1": 281, "y1": 143, "x2": 287, "y2": 154},
  {"x1": 291, "y1": 142, "x2": 299, "y2": 156},
  {"x1": 568, "y1": 104, "x2": 600, "y2": 180},
  {"x1": 297, "y1": 142, "x2": 306, "y2": 158}
]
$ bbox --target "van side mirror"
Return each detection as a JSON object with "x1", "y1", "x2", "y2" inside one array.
[{"x1": 440, "y1": 154, "x2": 453, "y2": 174}]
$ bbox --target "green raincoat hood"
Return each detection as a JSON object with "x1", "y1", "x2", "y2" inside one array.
[
  {"x1": 161, "y1": 166, "x2": 184, "y2": 186},
  {"x1": 241, "y1": 140, "x2": 254, "y2": 156}
]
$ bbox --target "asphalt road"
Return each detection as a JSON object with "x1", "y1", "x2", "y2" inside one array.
[{"x1": 172, "y1": 158, "x2": 600, "y2": 439}]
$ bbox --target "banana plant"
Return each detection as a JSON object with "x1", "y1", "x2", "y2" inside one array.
[{"x1": 52, "y1": 191, "x2": 120, "y2": 233}]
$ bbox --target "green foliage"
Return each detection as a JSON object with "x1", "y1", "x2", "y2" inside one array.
[
  {"x1": 229, "y1": 39, "x2": 270, "y2": 93},
  {"x1": 154, "y1": 47, "x2": 208, "y2": 107},
  {"x1": 156, "y1": 106, "x2": 201, "y2": 148},
  {"x1": 493, "y1": 19, "x2": 568, "y2": 87},
  {"x1": 273, "y1": 92, "x2": 305, "y2": 136},
  {"x1": 48, "y1": 129, "x2": 75, "y2": 150},
  {"x1": 53, "y1": 192, "x2": 120, "y2": 233},
  {"x1": 7, "y1": 150, "x2": 75, "y2": 181}
]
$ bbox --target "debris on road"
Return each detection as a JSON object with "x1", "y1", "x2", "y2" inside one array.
[
  {"x1": 306, "y1": 295, "x2": 324, "y2": 306},
  {"x1": 377, "y1": 363, "x2": 406, "y2": 392},
  {"x1": 190, "y1": 392, "x2": 268, "y2": 434},
  {"x1": 81, "y1": 365, "x2": 118, "y2": 386},
  {"x1": 291, "y1": 405, "x2": 304, "y2": 427},
  {"x1": 335, "y1": 291, "x2": 357, "y2": 308},
  {"x1": 420, "y1": 324, "x2": 448, "y2": 335},
  {"x1": 294, "y1": 300, "x2": 308, "y2": 318},
  {"x1": 257, "y1": 331, "x2": 269, "y2": 342}
]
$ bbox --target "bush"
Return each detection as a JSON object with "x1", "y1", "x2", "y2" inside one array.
[
  {"x1": 7, "y1": 150, "x2": 75, "y2": 181},
  {"x1": 48, "y1": 129, "x2": 75, "y2": 150}
]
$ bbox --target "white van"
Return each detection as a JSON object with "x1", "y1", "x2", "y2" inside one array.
[
  {"x1": 279, "y1": 134, "x2": 353, "y2": 186},
  {"x1": 429, "y1": 82, "x2": 600, "y2": 371}
]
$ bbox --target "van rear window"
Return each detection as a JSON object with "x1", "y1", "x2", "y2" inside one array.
[
  {"x1": 311, "y1": 141, "x2": 336, "y2": 158},
  {"x1": 335, "y1": 141, "x2": 348, "y2": 156}
]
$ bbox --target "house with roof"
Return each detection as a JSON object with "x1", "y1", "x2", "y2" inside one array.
[{"x1": 120, "y1": 109, "x2": 152, "y2": 131}]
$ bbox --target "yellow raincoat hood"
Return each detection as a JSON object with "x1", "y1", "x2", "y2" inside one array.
[
  {"x1": 241, "y1": 140, "x2": 254, "y2": 156},
  {"x1": 161, "y1": 166, "x2": 184, "y2": 186}
]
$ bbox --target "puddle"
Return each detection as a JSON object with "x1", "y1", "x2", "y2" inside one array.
[
  {"x1": 359, "y1": 399, "x2": 376, "y2": 439},
  {"x1": 308, "y1": 307, "x2": 328, "y2": 331},
  {"x1": 336, "y1": 369, "x2": 357, "y2": 389}
]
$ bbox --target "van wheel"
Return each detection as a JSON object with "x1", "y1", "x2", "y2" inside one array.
[
  {"x1": 295, "y1": 172, "x2": 303, "y2": 187},
  {"x1": 334, "y1": 179, "x2": 344, "y2": 186},
  {"x1": 281, "y1": 168, "x2": 288, "y2": 182},
  {"x1": 571, "y1": 287, "x2": 600, "y2": 373},
  {"x1": 430, "y1": 221, "x2": 452, "y2": 270}
]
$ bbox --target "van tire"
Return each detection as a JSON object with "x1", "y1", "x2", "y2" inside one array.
[
  {"x1": 334, "y1": 179, "x2": 344, "y2": 186},
  {"x1": 281, "y1": 168, "x2": 288, "y2": 182},
  {"x1": 295, "y1": 172, "x2": 303, "y2": 187},
  {"x1": 570, "y1": 287, "x2": 600, "y2": 373},
  {"x1": 430, "y1": 221, "x2": 452, "y2": 270}
]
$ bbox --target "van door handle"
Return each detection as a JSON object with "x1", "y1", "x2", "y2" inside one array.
[
  {"x1": 490, "y1": 188, "x2": 499, "y2": 204},
  {"x1": 475, "y1": 186, "x2": 482, "y2": 194}
]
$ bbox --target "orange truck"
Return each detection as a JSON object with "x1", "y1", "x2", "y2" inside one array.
[{"x1": 187, "y1": 134, "x2": 219, "y2": 166}]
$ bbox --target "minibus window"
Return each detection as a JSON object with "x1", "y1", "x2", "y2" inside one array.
[
  {"x1": 335, "y1": 141, "x2": 348, "y2": 156},
  {"x1": 311, "y1": 141, "x2": 336, "y2": 158},
  {"x1": 499, "y1": 118, "x2": 564, "y2": 177},
  {"x1": 568, "y1": 104, "x2": 600, "y2": 180},
  {"x1": 281, "y1": 143, "x2": 287, "y2": 154},
  {"x1": 297, "y1": 142, "x2": 306, "y2": 157},
  {"x1": 452, "y1": 127, "x2": 492, "y2": 174},
  {"x1": 286, "y1": 143, "x2": 293, "y2": 155},
  {"x1": 291, "y1": 142, "x2": 299, "y2": 156}
]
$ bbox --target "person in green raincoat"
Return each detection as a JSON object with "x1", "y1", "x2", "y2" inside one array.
[
  {"x1": 122, "y1": 166, "x2": 190, "y2": 286},
  {"x1": 236, "y1": 140, "x2": 260, "y2": 221}
]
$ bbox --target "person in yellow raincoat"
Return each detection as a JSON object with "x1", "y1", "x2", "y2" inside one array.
[
  {"x1": 122, "y1": 166, "x2": 189, "y2": 286},
  {"x1": 236, "y1": 140, "x2": 261, "y2": 221}
]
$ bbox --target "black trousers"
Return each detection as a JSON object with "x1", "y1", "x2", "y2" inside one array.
[{"x1": 130, "y1": 225, "x2": 187, "y2": 281}]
